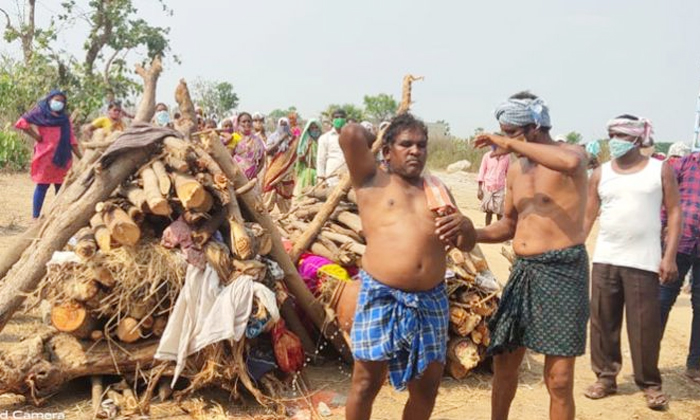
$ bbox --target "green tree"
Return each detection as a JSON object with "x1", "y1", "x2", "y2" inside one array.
[
  {"x1": 267, "y1": 106, "x2": 300, "y2": 125},
  {"x1": 363, "y1": 93, "x2": 397, "y2": 122},
  {"x1": 0, "y1": 0, "x2": 174, "y2": 124},
  {"x1": 565, "y1": 131, "x2": 583, "y2": 144},
  {"x1": 191, "y1": 79, "x2": 239, "y2": 118},
  {"x1": 322, "y1": 103, "x2": 364, "y2": 122}
]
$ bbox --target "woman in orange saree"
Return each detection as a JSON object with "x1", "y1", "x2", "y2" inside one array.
[{"x1": 262, "y1": 118, "x2": 298, "y2": 212}]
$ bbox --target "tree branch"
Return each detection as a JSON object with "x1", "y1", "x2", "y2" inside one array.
[{"x1": 103, "y1": 47, "x2": 121, "y2": 86}]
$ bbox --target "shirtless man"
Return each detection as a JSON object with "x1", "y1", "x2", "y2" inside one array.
[
  {"x1": 340, "y1": 113, "x2": 476, "y2": 420},
  {"x1": 472, "y1": 92, "x2": 589, "y2": 420}
]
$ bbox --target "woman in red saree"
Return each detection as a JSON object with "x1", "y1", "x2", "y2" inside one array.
[{"x1": 262, "y1": 118, "x2": 298, "y2": 213}]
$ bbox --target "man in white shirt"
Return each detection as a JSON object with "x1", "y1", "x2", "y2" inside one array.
[
  {"x1": 316, "y1": 109, "x2": 347, "y2": 185},
  {"x1": 583, "y1": 114, "x2": 681, "y2": 411}
]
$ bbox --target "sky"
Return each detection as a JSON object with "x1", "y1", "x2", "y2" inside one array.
[{"x1": 3, "y1": 0, "x2": 700, "y2": 143}]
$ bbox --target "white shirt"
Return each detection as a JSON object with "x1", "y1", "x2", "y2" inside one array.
[
  {"x1": 316, "y1": 128, "x2": 346, "y2": 184},
  {"x1": 592, "y1": 158, "x2": 664, "y2": 273}
]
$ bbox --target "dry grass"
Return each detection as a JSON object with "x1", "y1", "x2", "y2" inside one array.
[{"x1": 427, "y1": 134, "x2": 487, "y2": 171}]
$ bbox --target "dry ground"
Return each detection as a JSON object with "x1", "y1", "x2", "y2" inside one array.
[{"x1": 0, "y1": 171, "x2": 698, "y2": 419}]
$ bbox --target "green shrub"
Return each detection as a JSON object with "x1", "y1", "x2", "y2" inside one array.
[
  {"x1": 0, "y1": 126, "x2": 31, "y2": 171},
  {"x1": 426, "y1": 134, "x2": 487, "y2": 172}
]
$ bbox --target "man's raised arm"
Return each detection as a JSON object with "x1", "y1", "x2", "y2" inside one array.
[
  {"x1": 475, "y1": 134, "x2": 585, "y2": 175},
  {"x1": 339, "y1": 123, "x2": 377, "y2": 188}
]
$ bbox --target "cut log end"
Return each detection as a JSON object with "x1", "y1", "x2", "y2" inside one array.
[{"x1": 117, "y1": 317, "x2": 142, "y2": 343}]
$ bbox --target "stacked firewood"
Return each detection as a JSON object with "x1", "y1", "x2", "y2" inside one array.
[
  {"x1": 277, "y1": 187, "x2": 364, "y2": 268},
  {"x1": 0, "y1": 77, "x2": 335, "y2": 416},
  {"x1": 276, "y1": 184, "x2": 500, "y2": 379},
  {"x1": 31, "y1": 134, "x2": 274, "y2": 348}
]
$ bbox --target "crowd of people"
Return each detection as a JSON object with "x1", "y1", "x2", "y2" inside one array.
[
  {"x1": 13, "y1": 92, "x2": 386, "y2": 217},
  {"x1": 13, "y1": 89, "x2": 699, "y2": 420}
]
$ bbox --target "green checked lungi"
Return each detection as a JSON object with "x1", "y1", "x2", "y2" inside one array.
[{"x1": 488, "y1": 244, "x2": 590, "y2": 357}]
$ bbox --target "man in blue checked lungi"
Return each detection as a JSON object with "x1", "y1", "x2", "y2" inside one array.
[
  {"x1": 339, "y1": 113, "x2": 477, "y2": 420},
  {"x1": 472, "y1": 92, "x2": 590, "y2": 420}
]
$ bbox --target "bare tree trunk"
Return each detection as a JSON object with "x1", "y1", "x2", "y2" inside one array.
[
  {"x1": 133, "y1": 56, "x2": 163, "y2": 123},
  {"x1": 0, "y1": 147, "x2": 154, "y2": 332},
  {"x1": 22, "y1": 0, "x2": 36, "y2": 63}
]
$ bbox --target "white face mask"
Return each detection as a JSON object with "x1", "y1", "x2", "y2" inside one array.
[{"x1": 49, "y1": 99, "x2": 65, "y2": 112}]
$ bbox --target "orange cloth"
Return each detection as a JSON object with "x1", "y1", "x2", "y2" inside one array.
[
  {"x1": 271, "y1": 320, "x2": 304, "y2": 373},
  {"x1": 423, "y1": 174, "x2": 456, "y2": 216}
]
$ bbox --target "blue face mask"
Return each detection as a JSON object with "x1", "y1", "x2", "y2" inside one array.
[
  {"x1": 155, "y1": 110, "x2": 170, "y2": 126},
  {"x1": 609, "y1": 138, "x2": 637, "y2": 159},
  {"x1": 49, "y1": 99, "x2": 65, "y2": 112}
]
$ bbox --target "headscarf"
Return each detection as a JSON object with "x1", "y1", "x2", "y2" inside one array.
[
  {"x1": 585, "y1": 140, "x2": 601, "y2": 158},
  {"x1": 266, "y1": 118, "x2": 292, "y2": 152},
  {"x1": 296, "y1": 119, "x2": 320, "y2": 157},
  {"x1": 606, "y1": 116, "x2": 654, "y2": 147},
  {"x1": 667, "y1": 142, "x2": 690, "y2": 158},
  {"x1": 495, "y1": 96, "x2": 552, "y2": 128},
  {"x1": 21, "y1": 89, "x2": 72, "y2": 167}
]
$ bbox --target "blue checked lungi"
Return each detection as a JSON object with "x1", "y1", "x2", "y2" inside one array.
[{"x1": 351, "y1": 270, "x2": 449, "y2": 390}]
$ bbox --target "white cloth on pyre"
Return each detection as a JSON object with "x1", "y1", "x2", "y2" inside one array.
[{"x1": 155, "y1": 264, "x2": 277, "y2": 386}]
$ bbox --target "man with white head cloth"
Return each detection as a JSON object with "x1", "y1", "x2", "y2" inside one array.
[
  {"x1": 584, "y1": 114, "x2": 680, "y2": 410},
  {"x1": 470, "y1": 91, "x2": 589, "y2": 420}
]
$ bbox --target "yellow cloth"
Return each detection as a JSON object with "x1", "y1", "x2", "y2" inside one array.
[
  {"x1": 224, "y1": 132, "x2": 242, "y2": 150},
  {"x1": 91, "y1": 116, "x2": 126, "y2": 134}
]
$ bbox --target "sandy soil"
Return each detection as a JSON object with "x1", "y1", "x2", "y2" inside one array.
[{"x1": 0, "y1": 171, "x2": 698, "y2": 419}]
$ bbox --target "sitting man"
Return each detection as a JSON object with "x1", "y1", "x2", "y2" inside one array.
[{"x1": 340, "y1": 113, "x2": 476, "y2": 420}]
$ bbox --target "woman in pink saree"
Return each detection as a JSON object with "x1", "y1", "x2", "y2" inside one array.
[{"x1": 232, "y1": 112, "x2": 266, "y2": 180}]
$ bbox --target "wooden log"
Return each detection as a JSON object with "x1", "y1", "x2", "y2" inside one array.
[
  {"x1": 151, "y1": 160, "x2": 171, "y2": 195},
  {"x1": 191, "y1": 190, "x2": 213, "y2": 213},
  {"x1": 334, "y1": 211, "x2": 363, "y2": 235},
  {"x1": 164, "y1": 154, "x2": 189, "y2": 173},
  {"x1": 102, "y1": 204, "x2": 140, "y2": 246},
  {"x1": 224, "y1": 183, "x2": 253, "y2": 260},
  {"x1": 88, "y1": 259, "x2": 115, "y2": 288},
  {"x1": 235, "y1": 178, "x2": 257, "y2": 196},
  {"x1": 172, "y1": 172, "x2": 206, "y2": 209},
  {"x1": 91, "y1": 375, "x2": 103, "y2": 414},
  {"x1": 191, "y1": 207, "x2": 226, "y2": 248},
  {"x1": 174, "y1": 80, "x2": 197, "y2": 136},
  {"x1": 310, "y1": 242, "x2": 335, "y2": 261},
  {"x1": 197, "y1": 172, "x2": 230, "y2": 205},
  {"x1": 202, "y1": 133, "x2": 349, "y2": 361},
  {"x1": 328, "y1": 222, "x2": 364, "y2": 243},
  {"x1": 51, "y1": 301, "x2": 96, "y2": 339},
  {"x1": 447, "y1": 337, "x2": 480, "y2": 372},
  {"x1": 0, "y1": 334, "x2": 158, "y2": 401},
  {"x1": 121, "y1": 184, "x2": 149, "y2": 214},
  {"x1": 140, "y1": 168, "x2": 171, "y2": 216},
  {"x1": 66, "y1": 279, "x2": 100, "y2": 302},
  {"x1": 117, "y1": 317, "x2": 142, "y2": 343},
  {"x1": 129, "y1": 299, "x2": 154, "y2": 320},
  {"x1": 89, "y1": 213, "x2": 111, "y2": 252},
  {"x1": 140, "y1": 315, "x2": 154, "y2": 330},
  {"x1": 74, "y1": 227, "x2": 97, "y2": 260},
  {"x1": 133, "y1": 56, "x2": 163, "y2": 123},
  {"x1": 126, "y1": 205, "x2": 144, "y2": 225},
  {"x1": 0, "y1": 141, "x2": 154, "y2": 333},
  {"x1": 321, "y1": 230, "x2": 364, "y2": 249},
  {"x1": 152, "y1": 317, "x2": 167, "y2": 337}
]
